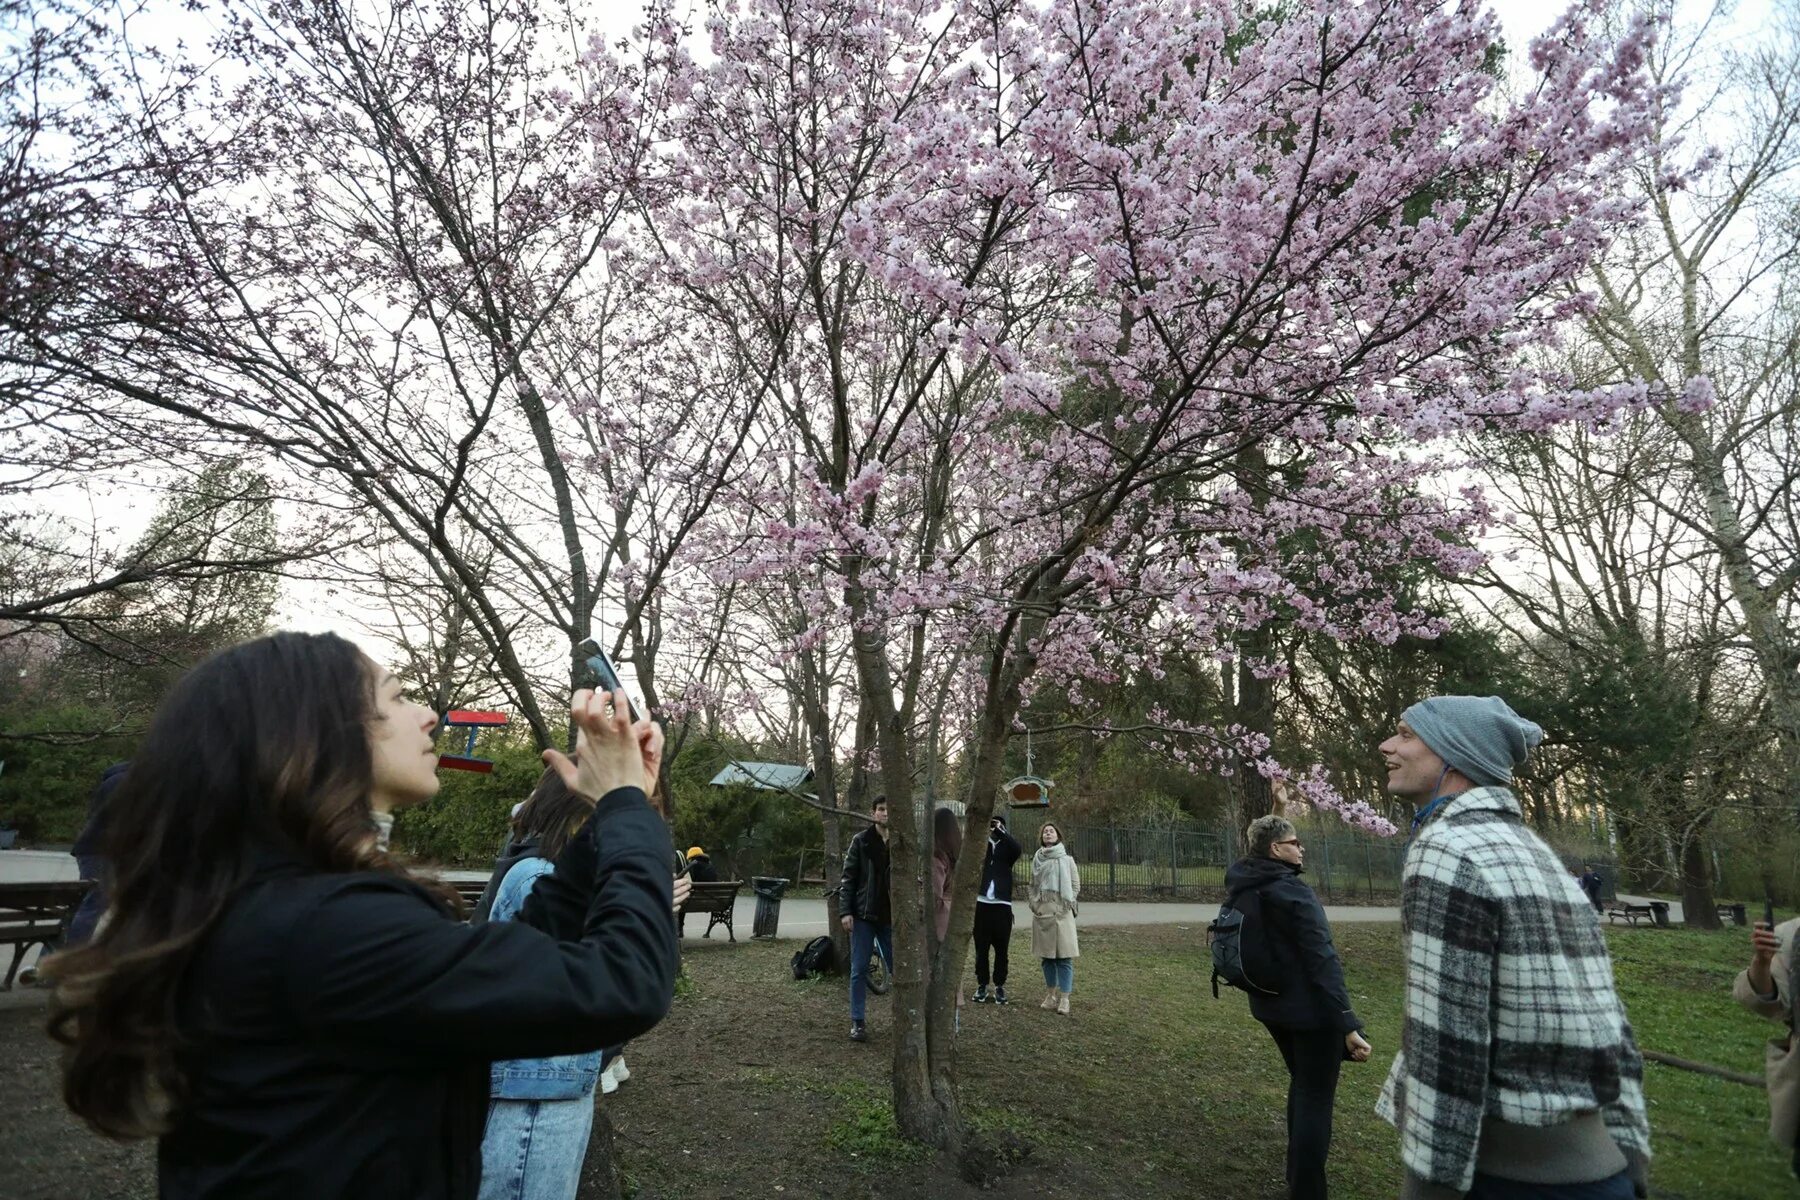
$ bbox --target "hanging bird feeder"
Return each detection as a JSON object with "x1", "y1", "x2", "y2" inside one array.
[
  {"x1": 438, "y1": 709, "x2": 509, "y2": 773},
  {"x1": 1001, "y1": 727, "x2": 1053, "y2": 808}
]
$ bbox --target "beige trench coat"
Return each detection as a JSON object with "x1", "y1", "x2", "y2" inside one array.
[
  {"x1": 1734, "y1": 916, "x2": 1800, "y2": 1149},
  {"x1": 1029, "y1": 846, "x2": 1080, "y2": 959}
]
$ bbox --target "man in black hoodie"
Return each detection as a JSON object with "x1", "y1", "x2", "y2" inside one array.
[
  {"x1": 1223, "y1": 814, "x2": 1371, "y2": 1200},
  {"x1": 972, "y1": 813, "x2": 1022, "y2": 1004}
]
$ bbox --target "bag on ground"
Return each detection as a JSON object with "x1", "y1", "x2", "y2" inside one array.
[
  {"x1": 791, "y1": 934, "x2": 839, "y2": 980},
  {"x1": 1209, "y1": 890, "x2": 1279, "y2": 998}
]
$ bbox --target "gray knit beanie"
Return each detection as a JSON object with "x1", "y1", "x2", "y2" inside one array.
[{"x1": 1401, "y1": 695, "x2": 1543, "y2": 788}]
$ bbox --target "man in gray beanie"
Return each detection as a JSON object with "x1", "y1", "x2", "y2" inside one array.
[{"x1": 1374, "y1": 697, "x2": 1650, "y2": 1200}]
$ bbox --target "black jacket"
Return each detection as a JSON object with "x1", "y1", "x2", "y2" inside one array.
[
  {"x1": 157, "y1": 787, "x2": 678, "y2": 1200},
  {"x1": 71, "y1": 761, "x2": 129, "y2": 861},
  {"x1": 685, "y1": 854, "x2": 719, "y2": 883},
  {"x1": 1223, "y1": 855, "x2": 1362, "y2": 1035},
  {"x1": 977, "y1": 828, "x2": 1023, "y2": 903},
  {"x1": 836, "y1": 825, "x2": 891, "y2": 924}
]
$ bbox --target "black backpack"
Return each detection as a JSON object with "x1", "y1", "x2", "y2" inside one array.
[
  {"x1": 790, "y1": 935, "x2": 839, "y2": 980},
  {"x1": 1208, "y1": 888, "x2": 1280, "y2": 998}
]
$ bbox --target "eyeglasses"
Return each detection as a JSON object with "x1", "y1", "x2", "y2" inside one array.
[{"x1": 1273, "y1": 838, "x2": 1303, "y2": 848}]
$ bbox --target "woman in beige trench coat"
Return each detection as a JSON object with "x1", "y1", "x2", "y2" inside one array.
[{"x1": 1029, "y1": 822, "x2": 1079, "y2": 1015}]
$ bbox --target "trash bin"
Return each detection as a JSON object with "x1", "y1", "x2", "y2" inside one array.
[
  {"x1": 1648, "y1": 900, "x2": 1671, "y2": 928},
  {"x1": 1723, "y1": 902, "x2": 1747, "y2": 927},
  {"x1": 751, "y1": 877, "x2": 790, "y2": 938}
]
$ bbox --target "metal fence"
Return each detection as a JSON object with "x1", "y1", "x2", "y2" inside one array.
[
  {"x1": 800, "y1": 810, "x2": 1620, "y2": 907},
  {"x1": 994, "y1": 813, "x2": 1414, "y2": 904}
]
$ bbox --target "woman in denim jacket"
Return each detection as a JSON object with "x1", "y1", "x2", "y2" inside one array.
[
  {"x1": 478, "y1": 770, "x2": 608, "y2": 1200},
  {"x1": 480, "y1": 766, "x2": 688, "y2": 1200}
]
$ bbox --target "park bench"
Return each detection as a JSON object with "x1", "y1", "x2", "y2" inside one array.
[
  {"x1": 1716, "y1": 902, "x2": 1748, "y2": 926},
  {"x1": 449, "y1": 879, "x2": 488, "y2": 911},
  {"x1": 678, "y1": 880, "x2": 743, "y2": 942},
  {"x1": 1606, "y1": 900, "x2": 1666, "y2": 927},
  {"x1": 0, "y1": 880, "x2": 92, "y2": 990}
]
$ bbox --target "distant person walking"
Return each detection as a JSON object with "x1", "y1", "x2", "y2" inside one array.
[
  {"x1": 1577, "y1": 864, "x2": 1605, "y2": 912},
  {"x1": 1029, "y1": 822, "x2": 1079, "y2": 1015},
  {"x1": 973, "y1": 813, "x2": 1022, "y2": 1005},
  {"x1": 837, "y1": 795, "x2": 893, "y2": 1043},
  {"x1": 1224, "y1": 815, "x2": 1371, "y2": 1200},
  {"x1": 1376, "y1": 695, "x2": 1650, "y2": 1200},
  {"x1": 1736, "y1": 913, "x2": 1800, "y2": 1179}
]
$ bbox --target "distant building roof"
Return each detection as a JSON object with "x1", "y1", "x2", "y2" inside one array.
[{"x1": 709, "y1": 761, "x2": 815, "y2": 792}]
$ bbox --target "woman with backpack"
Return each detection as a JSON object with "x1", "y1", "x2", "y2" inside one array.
[
  {"x1": 1223, "y1": 814, "x2": 1372, "y2": 1200},
  {"x1": 1029, "y1": 821, "x2": 1079, "y2": 1014},
  {"x1": 44, "y1": 632, "x2": 679, "y2": 1200}
]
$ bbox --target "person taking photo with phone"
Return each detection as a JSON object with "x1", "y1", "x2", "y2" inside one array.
[{"x1": 43, "y1": 631, "x2": 679, "y2": 1200}]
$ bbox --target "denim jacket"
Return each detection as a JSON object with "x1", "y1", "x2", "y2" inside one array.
[{"x1": 487, "y1": 858, "x2": 604, "y2": 1101}]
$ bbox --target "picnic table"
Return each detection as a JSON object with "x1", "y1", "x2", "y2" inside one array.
[{"x1": 0, "y1": 880, "x2": 92, "y2": 989}]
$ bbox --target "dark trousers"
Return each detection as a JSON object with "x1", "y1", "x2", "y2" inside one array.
[
  {"x1": 1265, "y1": 1024, "x2": 1342, "y2": 1200},
  {"x1": 972, "y1": 901, "x2": 1013, "y2": 989},
  {"x1": 1467, "y1": 1171, "x2": 1634, "y2": 1199}
]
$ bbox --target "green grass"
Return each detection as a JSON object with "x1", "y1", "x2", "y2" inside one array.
[
  {"x1": 614, "y1": 921, "x2": 1792, "y2": 1198},
  {"x1": 952, "y1": 922, "x2": 1792, "y2": 1199}
]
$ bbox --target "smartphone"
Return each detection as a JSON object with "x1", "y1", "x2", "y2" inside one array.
[
  {"x1": 574, "y1": 637, "x2": 641, "y2": 723},
  {"x1": 1766, "y1": 898, "x2": 1778, "y2": 929}
]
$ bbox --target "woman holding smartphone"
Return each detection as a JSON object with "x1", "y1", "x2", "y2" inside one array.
[{"x1": 45, "y1": 631, "x2": 678, "y2": 1200}]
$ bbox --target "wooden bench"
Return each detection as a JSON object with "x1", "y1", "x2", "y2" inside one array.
[
  {"x1": 450, "y1": 880, "x2": 488, "y2": 911},
  {"x1": 678, "y1": 880, "x2": 743, "y2": 942},
  {"x1": 1606, "y1": 902, "x2": 1659, "y2": 927},
  {"x1": 0, "y1": 880, "x2": 93, "y2": 990}
]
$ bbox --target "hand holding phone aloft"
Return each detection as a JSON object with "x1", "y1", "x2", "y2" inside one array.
[{"x1": 542, "y1": 688, "x2": 662, "y2": 801}]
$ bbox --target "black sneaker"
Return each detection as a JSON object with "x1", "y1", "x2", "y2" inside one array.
[
  {"x1": 849, "y1": 1020, "x2": 868, "y2": 1042},
  {"x1": 972, "y1": 986, "x2": 991, "y2": 1004},
  {"x1": 994, "y1": 986, "x2": 1008, "y2": 1005}
]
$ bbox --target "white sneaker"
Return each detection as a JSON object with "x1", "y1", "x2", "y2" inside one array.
[
  {"x1": 608, "y1": 1056, "x2": 629, "y2": 1085},
  {"x1": 600, "y1": 1064, "x2": 620, "y2": 1095}
]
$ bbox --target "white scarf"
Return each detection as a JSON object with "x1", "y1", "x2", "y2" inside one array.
[{"x1": 1032, "y1": 842, "x2": 1077, "y2": 907}]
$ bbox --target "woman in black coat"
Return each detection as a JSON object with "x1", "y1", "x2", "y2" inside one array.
[
  {"x1": 45, "y1": 632, "x2": 679, "y2": 1200},
  {"x1": 1223, "y1": 815, "x2": 1373, "y2": 1200}
]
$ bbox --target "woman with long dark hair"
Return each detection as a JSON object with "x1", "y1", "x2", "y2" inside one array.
[{"x1": 45, "y1": 631, "x2": 679, "y2": 1200}]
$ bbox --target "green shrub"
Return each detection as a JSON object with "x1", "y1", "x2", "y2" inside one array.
[{"x1": 0, "y1": 704, "x2": 135, "y2": 843}]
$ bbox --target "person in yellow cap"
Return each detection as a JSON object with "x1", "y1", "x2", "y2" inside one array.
[{"x1": 684, "y1": 846, "x2": 719, "y2": 883}]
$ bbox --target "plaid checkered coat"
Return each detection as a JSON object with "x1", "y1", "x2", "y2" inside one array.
[{"x1": 1376, "y1": 786, "x2": 1651, "y2": 1192}]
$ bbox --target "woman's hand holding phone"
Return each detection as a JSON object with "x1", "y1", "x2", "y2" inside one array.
[{"x1": 543, "y1": 688, "x2": 662, "y2": 801}]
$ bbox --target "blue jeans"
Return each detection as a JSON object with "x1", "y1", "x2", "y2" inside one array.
[
  {"x1": 480, "y1": 1095, "x2": 596, "y2": 1200},
  {"x1": 849, "y1": 917, "x2": 893, "y2": 1022},
  {"x1": 1466, "y1": 1171, "x2": 1634, "y2": 1200},
  {"x1": 1040, "y1": 957, "x2": 1074, "y2": 992}
]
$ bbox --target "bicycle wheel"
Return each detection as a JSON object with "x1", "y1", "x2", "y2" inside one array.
[{"x1": 865, "y1": 951, "x2": 892, "y2": 995}]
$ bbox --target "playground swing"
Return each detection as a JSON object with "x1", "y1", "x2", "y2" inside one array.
[{"x1": 437, "y1": 709, "x2": 509, "y2": 773}]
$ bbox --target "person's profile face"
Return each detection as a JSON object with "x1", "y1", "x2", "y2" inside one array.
[
  {"x1": 366, "y1": 664, "x2": 442, "y2": 814},
  {"x1": 1378, "y1": 720, "x2": 1448, "y2": 801}
]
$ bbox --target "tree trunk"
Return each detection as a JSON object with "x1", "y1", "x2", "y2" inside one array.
[{"x1": 1678, "y1": 823, "x2": 1721, "y2": 930}]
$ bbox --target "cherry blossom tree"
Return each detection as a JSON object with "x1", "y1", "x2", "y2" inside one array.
[
  {"x1": 669, "y1": 0, "x2": 1665, "y2": 1156},
  {"x1": 7, "y1": 0, "x2": 752, "y2": 758}
]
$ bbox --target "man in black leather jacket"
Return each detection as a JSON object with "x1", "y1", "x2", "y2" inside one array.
[
  {"x1": 836, "y1": 795, "x2": 892, "y2": 1042},
  {"x1": 1223, "y1": 814, "x2": 1371, "y2": 1200}
]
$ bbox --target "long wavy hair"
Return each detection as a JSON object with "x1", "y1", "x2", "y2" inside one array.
[
  {"x1": 511, "y1": 761, "x2": 594, "y2": 862},
  {"x1": 45, "y1": 631, "x2": 441, "y2": 1139}
]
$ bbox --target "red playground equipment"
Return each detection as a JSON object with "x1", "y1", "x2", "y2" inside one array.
[{"x1": 438, "y1": 709, "x2": 509, "y2": 773}]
